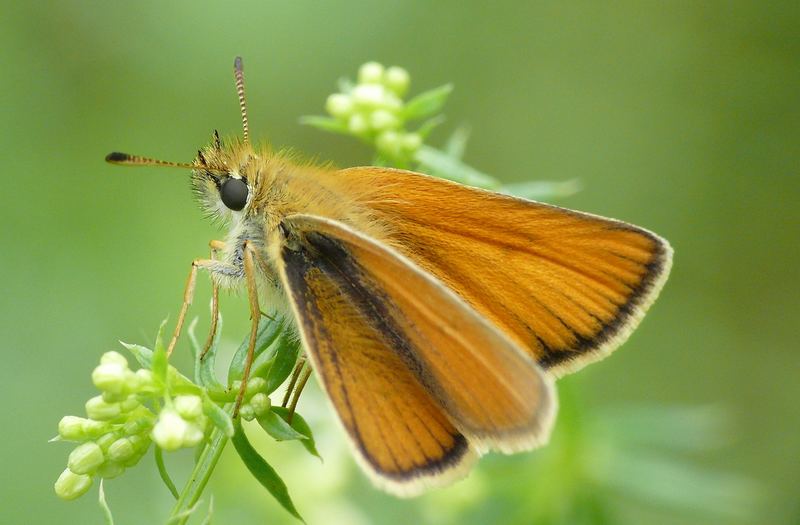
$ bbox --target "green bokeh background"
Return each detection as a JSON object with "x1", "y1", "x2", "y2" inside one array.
[{"x1": 2, "y1": 1, "x2": 798, "y2": 524}]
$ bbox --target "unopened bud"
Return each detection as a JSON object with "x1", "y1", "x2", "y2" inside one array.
[
  {"x1": 174, "y1": 395, "x2": 203, "y2": 420},
  {"x1": 325, "y1": 93, "x2": 354, "y2": 118},
  {"x1": 358, "y1": 61, "x2": 385, "y2": 84},
  {"x1": 67, "y1": 442, "x2": 105, "y2": 475},
  {"x1": 54, "y1": 468, "x2": 93, "y2": 500},
  {"x1": 384, "y1": 66, "x2": 410, "y2": 96},
  {"x1": 58, "y1": 416, "x2": 88, "y2": 441},
  {"x1": 92, "y1": 362, "x2": 128, "y2": 394},
  {"x1": 151, "y1": 409, "x2": 188, "y2": 451},
  {"x1": 108, "y1": 438, "x2": 136, "y2": 462},
  {"x1": 85, "y1": 396, "x2": 121, "y2": 421},
  {"x1": 250, "y1": 393, "x2": 271, "y2": 416}
]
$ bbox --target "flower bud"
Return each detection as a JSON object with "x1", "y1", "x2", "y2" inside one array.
[
  {"x1": 67, "y1": 442, "x2": 105, "y2": 475},
  {"x1": 85, "y1": 395, "x2": 121, "y2": 420},
  {"x1": 54, "y1": 468, "x2": 93, "y2": 500},
  {"x1": 96, "y1": 461, "x2": 125, "y2": 479},
  {"x1": 81, "y1": 418, "x2": 109, "y2": 438},
  {"x1": 325, "y1": 93, "x2": 354, "y2": 118},
  {"x1": 376, "y1": 130, "x2": 402, "y2": 157},
  {"x1": 370, "y1": 109, "x2": 399, "y2": 131},
  {"x1": 151, "y1": 409, "x2": 188, "y2": 451},
  {"x1": 401, "y1": 132, "x2": 423, "y2": 153},
  {"x1": 108, "y1": 438, "x2": 136, "y2": 462},
  {"x1": 96, "y1": 432, "x2": 117, "y2": 452},
  {"x1": 246, "y1": 377, "x2": 267, "y2": 395},
  {"x1": 250, "y1": 393, "x2": 271, "y2": 416},
  {"x1": 182, "y1": 424, "x2": 205, "y2": 447},
  {"x1": 239, "y1": 404, "x2": 256, "y2": 421},
  {"x1": 174, "y1": 395, "x2": 203, "y2": 420},
  {"x1": 58, "y1": 416, "x2": 89, "y2": 441},
  {"x1": 352, "y1": 83, "x2": 387, "y2": 108},
  {"x1": 92, "y1": 362, "x2": 128, "y2": 394},
  {"x1": 134, "y1": 369, "x2": 158, "y2": 393},
  {"x1": 127, "y1": 434, "x2": 149, "y2": 452},
  {"x1": 122, "y1": 415, "x2": 153, "y2": 437},
  {"x1": 100, "y1": 351, "x2": 128, "y2": 367},
  {"x1": 348, "y1": 113, "x2": 369, "y2": 135},
  {"x1": 358, "y1": 61, "x2": 385, "y2": 84},
  {"x1": 384, "y1": 66, "x2": 410, "y2": 96},
  {"x1": 120, "y1": 394, "x2": 140, "y2": 413}
]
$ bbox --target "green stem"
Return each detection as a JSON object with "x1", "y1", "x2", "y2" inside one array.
[{"x1": 168, "y1": 416, "x2": 231, "y2": 524}]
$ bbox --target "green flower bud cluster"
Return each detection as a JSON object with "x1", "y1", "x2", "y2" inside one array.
[
  {"x1": 231, "y1": 377, "x2": 272, "y2": 422},
  {"x1": 324, "y1": 61, "x2": 422, "y2": 161},
  {"x1": 151, "y1": 395, "x2": 207, "y2": 451},
  {"x1": 54, "y1": 349, "x2": 215, "y2": 501},
  {"x1": 54, "y1": 351, "x2": 154, "y2": 500}
]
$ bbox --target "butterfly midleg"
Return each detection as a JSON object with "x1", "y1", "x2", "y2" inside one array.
[
  {"x1": 166, "y1": 245, "x2": 238, "y2": 358},
  {"x1": 200, "y1": 240, "x2": 226, "y2": 360},
  {"x1": 281, "y1": 355, "x2": 307, "y2": 407},
  {"x1": 286, "y1": 364, "x2": 311, "y2": 424},
  {"x1": 233, "y1": 241, "x2": 261, "y2": 417}
]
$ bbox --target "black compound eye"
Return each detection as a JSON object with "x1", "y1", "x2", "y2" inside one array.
[{"x1": 220, "y1": 177, "x2": 248, "y2": 211}]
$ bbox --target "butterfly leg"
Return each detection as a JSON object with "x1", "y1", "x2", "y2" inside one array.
[
  {"x1": 286, "y1": 364, "x2": 312, "y2": 424},
  {"x1": 200, "y1": 240, "x2": 226, "y2": 360},
  {"x1": 233, "y1": 240, "x2": 261, "y2": 417},
  {"x1": 281, "y1": 356, "x2": 308, "y2": 407}
]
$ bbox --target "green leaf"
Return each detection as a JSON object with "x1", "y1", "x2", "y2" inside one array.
[
  {"x1": 119, "y1": 342, "x2": 152, "y2": 368},
  {"x1": 336, "y1": 76, "x2": 354, "y2": 94},
  {"x1": 154, "y1": 447, "x2": 180, "y2": 499},
  {"x1": 271, "y1": 407, "x2": 321, "y2": 459},
  {"x1": 151, "y1": 320, "x2": 169, "y2": 387},
  {"x1": 203, "y1": 393, "x2": 234, "y2": 437},
  {"x1": 257, "y1": 409, "x2": 307, "y2": 441},
  {"x1": 500, "y1": 179, "x2": 581, "y2": 201},
  {"x1": 444, "y1": 125, "x2": 471, "y2": 160},
  {"x1": 402, "y1": 83, "x2": 453, "y2": 121},
  {"x1": 415, "y1": 145, "x2": 500, "y2": 189},
  {"x1": 231, "y1": 420, "x2": 304, "y2": 522},
  {"x1": 188, "y1": 316, "x2": 225, "y2": 391},
  {"x1": 228, "y1": 317, "x2": 284, "y2": 385},
  {"x1": 298, "y1": 115, "x2": 350, "y2": 135},
  {"x1": 98, "y1": 479, "x2": 115, "y2": 525},
  {"x1": 415, "y1": 115, "x2": 446, "y2": 140},
  {"x1": 264, "y1": 334, "x2": 300, "y2": 394}
]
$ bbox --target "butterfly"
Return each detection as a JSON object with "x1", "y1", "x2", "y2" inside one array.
[{"x1": 106, "y1": 57, "x2": 672, "y2": 496}]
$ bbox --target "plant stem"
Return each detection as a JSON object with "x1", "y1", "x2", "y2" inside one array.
[{"x1": 168, "y1": 414, "x2": 231, "y2": 524}]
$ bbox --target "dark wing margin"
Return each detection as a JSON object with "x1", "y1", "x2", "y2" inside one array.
[
  {"x1": 278, "y1": 224, "x2": 474, "y2": 496},
  {"x1": 276, "y1": 214, "x2": 556, "y2": 495}
]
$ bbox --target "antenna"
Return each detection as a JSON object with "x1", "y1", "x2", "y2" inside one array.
[
  {"x1": 234, "y1": 56, "x2": 250, "y2": 144},
  {"x1": 105, "y1": 152, "x2": 223, "y2": 172}
]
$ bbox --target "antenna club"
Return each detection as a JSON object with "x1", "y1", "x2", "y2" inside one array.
[{"x1": 106, "y1": 152, "x2": 132, "y2": 164}]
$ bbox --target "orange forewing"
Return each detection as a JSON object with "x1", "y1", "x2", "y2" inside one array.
[
  {"x1": 276, "y1": 214, "x2": 554, "y2": 495},
  {"x1": 336, "y1": 167, "x2": 673, "y2": 376}
]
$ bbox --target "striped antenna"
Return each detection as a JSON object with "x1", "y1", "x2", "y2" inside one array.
[
  {"x1": 105, "y1": 152, "x2": 219, "y2": 172},
  {"x1": 234, "y1": 56, "x2": 250, "y2": 144}
]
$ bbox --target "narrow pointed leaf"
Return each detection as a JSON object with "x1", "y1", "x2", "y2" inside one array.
[
  {"x1": 257, "y1": 409, "x2": 307, "y2": 441},
  {"x1": 415, "y1": 145, "x2": 500, "y2": 189},
  {"x1": 264, "y1": 334, "x2": 301, "y2": 394},
  {"x1": 299, "y1": 116, "x2": 350, "y2": 135},
  {"x1": 231, "y1": 421, "x2": 303, "y2": 522},
  {"x1": 119, "y1": 342, "x2": 153, "y2": 368},
  {"x1": 155, "y1": 447, "x2": 180, "y2": 499},
  {"x1": 202, "y1": 394, "x2": 234, "y2": 437},
  {"x1": 228, "y1": 317, "x2": 284, "y2": 385},
  {"x1": 271, "y1": 407, "x2": 321, "y2": 459},
  {"x1": 402, "y1": 84, "x2": 453, "y2": 120}
]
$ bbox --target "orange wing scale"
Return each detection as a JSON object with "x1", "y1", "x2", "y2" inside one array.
[{"x1": 337, "y1": 167, "x2": 672, "y2": 376}]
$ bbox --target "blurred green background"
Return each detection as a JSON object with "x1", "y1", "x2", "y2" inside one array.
[{"x1": 2, "y1": 1, "x2": 798, "y2": 524}]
